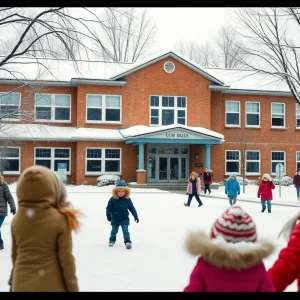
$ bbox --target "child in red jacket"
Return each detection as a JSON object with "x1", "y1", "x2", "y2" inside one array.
[
  {"x1": 183, "y1": 205, "x2": 275, "y2": 292},
  {"x1": 257, "y1": 173, "x2": 275, "y2": 213},
  {"x1": 268, "y1": 212, "x2": 300, "y2": 291}
]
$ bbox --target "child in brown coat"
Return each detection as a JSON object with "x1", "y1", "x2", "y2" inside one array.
[{"x1": 9, "y1": 165, "x2": 82, "y2": 292}]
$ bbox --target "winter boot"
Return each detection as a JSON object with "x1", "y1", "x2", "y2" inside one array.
[
  {"x1": 268, "y1": 210, "x2": 271, "y2": 213},
  {"x1": 0, "y1": 243, "x2": 3, "y2": 250},
  {"x1": 125, "y1": 242, "x2": 132, "y2": 249},
  {"x1": 109, "y1": 241, "x2": 115, "y2": 247},
  {"x1": 261, "y1": 208, "x2": 266, "y2": 213},
  {"x1": 184, "y1": 203, "x2": 190, "y2": 207},
  {"x1": 198, "y1": 202, "x2": 203, "y2": 207}
]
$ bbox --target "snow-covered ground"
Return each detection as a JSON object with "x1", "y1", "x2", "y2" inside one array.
[{"x1": 0, "y1": 183, "x2": 299, "y2": 292}]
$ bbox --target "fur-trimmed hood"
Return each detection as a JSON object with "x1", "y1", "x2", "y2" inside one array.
[
  {"x1": 112, "y1": 186, "x2": 130, "y2": 199},
  {"x1": 0, "y1": 175, "x2": 4, "y2": 184},
  {"x1": 185, "y1": 231, "x2": 275, "y2": 270}
]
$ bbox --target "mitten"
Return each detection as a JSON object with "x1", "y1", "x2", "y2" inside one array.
[
  {"x1": 11, "y1": 209, "x2": 16, "y2": 215},
  {"x1": 238, "y1": 192, "x2": 240, "y2": 195},
  {"x1": 134, "y1": 217, "x2": 139, "y2": 223},
  {"x1": 225, "y1": 191, "x2": 227, "y2": 194},
  {"x1": 107, "y1": 216, "x2": 112, "y2": 222},
  {"x1": 257, "y1": 195, "x2": 260, "y2": 198}
]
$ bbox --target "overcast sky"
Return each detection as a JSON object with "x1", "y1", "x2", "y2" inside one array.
[{"x1": 146, "y1": 7, "x2": 234, "y2": 52}]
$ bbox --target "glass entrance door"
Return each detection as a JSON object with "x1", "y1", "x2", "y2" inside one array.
[{"x1": 158, "y1": 156, "x2": 179, "y2": 182}]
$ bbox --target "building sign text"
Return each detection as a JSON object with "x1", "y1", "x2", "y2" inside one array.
[{"x1": 166, "y1": 133, "x2": 189, "y2": 138}]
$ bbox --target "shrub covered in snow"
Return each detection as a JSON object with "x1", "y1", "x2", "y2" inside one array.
[
  {"x1": 97, "y1": 174, "x2": 120, "y2": 187},
  {"x1": 272, "y1": 176, "x2": 293, "y2": 186},
  {"x1": 218, "y1": 176, "x2": 260, "y2": 186}
]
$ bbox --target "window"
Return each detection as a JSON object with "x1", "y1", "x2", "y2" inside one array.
[
  {"x1": 86, "y1": 94, "x2": 121, "y2": 123},
  {"x1": 0, "y1": 92, "x2": 21, "y2": 120},
  {"x1": 34, "y1": 148, "x2": 71, "y2": 174},
  {"x1": 246, "y1": 151, "x2": 260, "y2": 174},
  {"x1": 0, "y1": 147, "x2": 20, "y2": 174},
  {"x1": 35, "y1": 94, "x2": 71, "y2": 122},
  {"x1": 86, "y1": 148, "x2": 121, "y2": 174},
  {"x1": 226, "y1": 101, "x2": 240, "y2": 126},
  {"x1": 296, "y1": 104, "x2": 300, "y2": 128},
  {"x1": 271, "y1": 151, "x2": 285, "y2": 174},
  {"x1": 225, "y1": 150, "x2": 240, "y2": 174},
  {"x1": 271, "y1": 103, "x2": 285, "y2": 127},
  {"x1": 150, "y1": 95, "x2": 186, "y2": 126},
  {"x1": 297, "y1": 152, "x2": 300, "y2": 170},
  {"x1": 246, "y1": 102, "x2": 260, "y2": 127}
]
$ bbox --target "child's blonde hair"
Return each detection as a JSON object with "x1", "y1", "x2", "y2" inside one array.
[
  {"x1": 189, "y1": 172, "x2": 198, "y2": 180},
  {"x1": 279, "y1": 211, "x2": 300, "y2": 240}
]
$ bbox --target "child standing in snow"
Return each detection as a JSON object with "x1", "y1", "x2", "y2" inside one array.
[
  {"x1": 293, "y1": 169, "x2": 300, "y2": 201},
  {"x1": 257, "y1": 173, "x2": 275, "y2": 213},
  {"x1": 183, "y1": 205, "x2": 276, "y2": 292},
  {"x1": 225, "y1": 173, "x2": 240, "y2": 205},
  {"x1": 184, "y1": 172, "x2": 203, "y2": 207},
  {"x1": 106, "y1": 180, "x2": 139, "y2": 249}
]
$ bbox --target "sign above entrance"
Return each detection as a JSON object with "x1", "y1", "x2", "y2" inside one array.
[{"x1": 144, "y1": 129, "x2": 215, "y2": 140}]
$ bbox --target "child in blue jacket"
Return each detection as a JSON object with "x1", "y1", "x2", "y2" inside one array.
[
  {"x1": 225, "y1": 173, "x2": 241, "y2": 205},
  {"x1": 106, "y1": 180, "x2": 139, "y2": 249}
]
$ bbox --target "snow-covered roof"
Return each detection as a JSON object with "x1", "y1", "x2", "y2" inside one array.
[
  {"x1": 119, "y1": 124, "x2": 224, "y2": 140},
  {"x1": 0, "y1": 51, "x2": 293, "y2": 95},
  {"x1": 0, "y1": 123, "x2": 224, "y2": 142}
]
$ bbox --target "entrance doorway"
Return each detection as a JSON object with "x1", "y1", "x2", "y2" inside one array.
[{"x1": 147, "y1": 145, "x2": 189, "y2": 183}]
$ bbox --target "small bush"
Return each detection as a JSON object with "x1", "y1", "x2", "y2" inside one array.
[
  {"x1": 272, "y1": 176, "x2": 293, "y2": 186},
  {"x1": 97, "y1": 174, "x2": 120, "y2": 187}
]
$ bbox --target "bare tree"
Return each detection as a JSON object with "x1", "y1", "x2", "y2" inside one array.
[
  {"x1": 214, "y1": 25, "x2": 248, "y2": 69},
  {"x1": 232, "y1": 7, "x2": 300, "y2": 103},
  {"x1": 92, "y1": 8, "x2": 157, "y2": 62},
  {"x1": 174, "y1": 40, "x2": 217, "y2": 67},
  {"x1": 227, "y1": 128, "x2": 258, "y2": 194}
]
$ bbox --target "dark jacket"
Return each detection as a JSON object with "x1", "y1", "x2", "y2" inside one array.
[
  {"x1": 293, "y1": 174, "x2": 300, "y2": 188},
  {"x1": 0, "y1": 176, "x2": 16, "y2": 217},
  {"x1": 106, "y1": 187, "x2": 138, "y2": 226}
]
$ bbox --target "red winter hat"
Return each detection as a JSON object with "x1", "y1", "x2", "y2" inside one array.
[{"x1": 210, "y1": 205, "x2": 257, "y2": 243}]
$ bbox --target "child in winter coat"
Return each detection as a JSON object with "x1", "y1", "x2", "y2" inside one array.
[
  {"x1": 183, "y1": 205, "x2": 276, "y2": 292},
  {"x1": 293, "y1": 169, "x2": 300, "y2": 201},
  {"x1": 257, "y1": 173, "x2": 275, "y2": 213},
  {"x1": 225, "y1": 173, "x2": 240, "y2": 205},
  {"x1": 268, "y1": 210, "x2": 300, "y2": 291},
  {"x1": 184, "y1": 172, "x2": 203, "y2": 207},
  {"x1": 9, "y1": 166, "x2": 81, "y2": 292},
  {"x1": 0, "y1": 175, "x2": 16, "y2": 250},
  {"x1": 106, "y1": 180, "x2": 139, "y2": 249},
  {"x1": 202, "y1": 168, "x2": 214, "y2": 195}
]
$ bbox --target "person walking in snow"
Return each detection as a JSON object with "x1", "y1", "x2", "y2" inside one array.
[
  {"x1": 293, "y1": 169, "x2": 300, "y2": 201},
  {"x1": 202, "y1": 167, "x2": 213, "y2": 195},
  {"x1": 257, "y1": 173, "x2": 275, "y2": 213},
  {"x1": 106, "y1": 180, "x2": 139, "y2": 249},
  {"x1": 184, "y1": 172, "x2": 203, "y2": 207},
  {"x1": 9, "y1": 166, "x2": 81, "y2": 292},
  {"x1": 0, "y1": 175, "x2": 16, "y2": 250},
  {"x1": 183, "y1": 205, "x2": 276, "y2": 292},
  {"x1": 268, "y1": 209, "x2": 300, "y2": 291},
  {"x1": 225, "y1": 173, "x2": 240, "y2": 206}
]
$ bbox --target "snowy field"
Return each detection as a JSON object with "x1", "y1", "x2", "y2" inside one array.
[{"x1": 0, "y1": 183, "x2": 299, "y2": 292}]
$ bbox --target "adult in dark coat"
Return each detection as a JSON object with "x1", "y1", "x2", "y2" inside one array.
[{"x1": 0, "y1": 175, "x2": 16, "y2": 249}]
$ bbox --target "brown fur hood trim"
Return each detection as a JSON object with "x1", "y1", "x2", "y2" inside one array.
[
  {"x1": 185, "y1": 231, "x2": 275, "y2": 270},
  {"x1": 112, "y1": 186, "x2": 131, "y2": 199},
  {"x1": 0, "y1": 175, "x2": 3, "y2": 184}
]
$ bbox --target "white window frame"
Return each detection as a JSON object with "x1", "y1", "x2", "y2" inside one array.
[
  {"x1": 245, "y1": 150, "x2": 260, "y2": 175},
  {"x1": 149, "y1": 95, "x2": 187, "y2": 126},
  {"x1": 245, "y1": 101, "x2": 260, "y2": 127},
  {"x1": 296, "y1": 152, "x2": 300, "y2": 171},
  {"x1": 225, "y1": 150, "x2": 240, "y2": 175},
  {"x1": 34, "y1": 93, "x2": 71, "y2": 123},
  {"x1": 271, "y1": 102, "x2": 285, "y2": 128},
  {"x1": 85, "y1": 147, "x2": 122, "y2": 175},
  {"x1": 34, "y1": 147, "x2": 71, "y2": 175},
  {"x1": 0, "y1": 147, "x2": 20, "y2": 175},
  {"x1": 0, "y1": 92, "x2": 21, "y2": 121},
  {"x1": 86, "y1": 94, "x2": 122, "y2": 124},
  {"x1": 271, "y1": 151, "x2": 286, "y2": 175},
  {"x1": 296, "y1": 103, "x2": 300, "y2": 129},
  {"x1": 225, "y1": 100, "x2": 240, "y2": 127}
]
